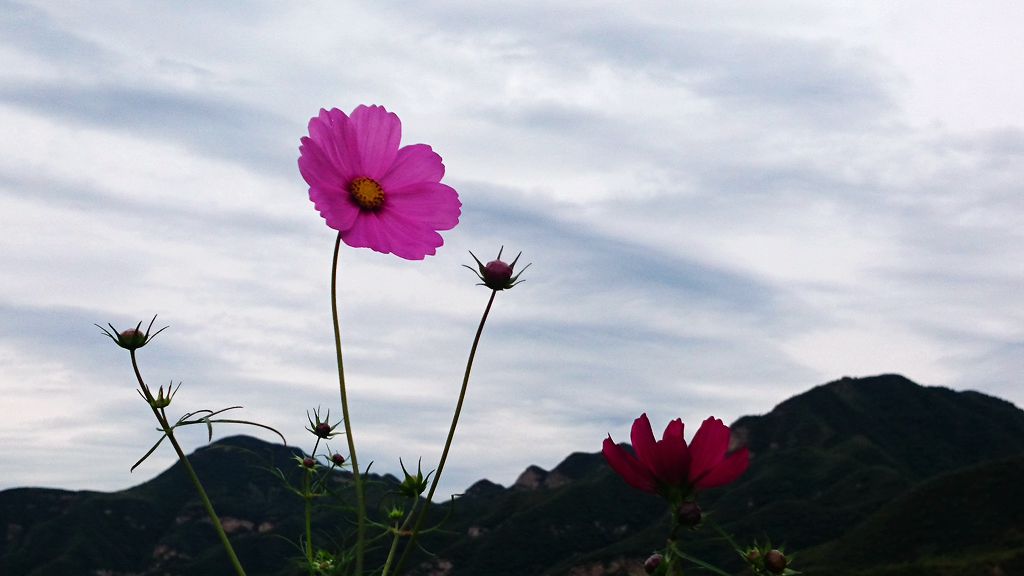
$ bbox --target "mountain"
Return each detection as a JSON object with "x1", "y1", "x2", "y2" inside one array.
[{"x1": 2, "y1": 374, "x2": 1022, "y2": 576}]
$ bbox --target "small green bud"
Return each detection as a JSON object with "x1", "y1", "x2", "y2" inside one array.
[
  {"x1": 388, "y1": 506, "x2": 405, "y2": 521},
  {"x1": 149, "y1": 382, "x2": 178, "y2": 409},
  {"x1": 399, "y1": 458, "x2": 431, "y2": 498}
]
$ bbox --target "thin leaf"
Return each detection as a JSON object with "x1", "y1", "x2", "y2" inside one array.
[
  {"x1": 207, "y1": 418, "x2": 288, "y2": 445},
  {"x1": 668, "y1": 543, "x2": 733, "y2": 576},
  {"x1": 131, "y1": 434, "x2": 168, "y2": 472}
]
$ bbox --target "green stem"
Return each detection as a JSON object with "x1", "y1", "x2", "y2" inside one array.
[
  {"x1": 380, "y1": 498, "x2": 420, "y2": 576},
  {"x1": 392, "y1": 289, "x2": 498, "y2": 574},
  {"x1": 329, "y1": 233, "x2": 366, "y2": 575},
  {"x1": 130, "y1": 351, "x2": 247, "y2": 576},
  {"x1": 305, "y1": 473, "x2": 314, "y2": 575},
  {"x1": 380, "y1": 522, "x2": 402, "y2": 576}
]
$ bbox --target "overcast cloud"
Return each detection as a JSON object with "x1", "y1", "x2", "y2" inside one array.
[{"x1": 1, "y1": 1, "x2": 1022, "y2": 500}]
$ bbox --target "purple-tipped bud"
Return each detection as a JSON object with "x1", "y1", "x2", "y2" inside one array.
[
  {"x1": 464, "y1": 247, "x2": 530, "y2": 291},
  {"x1": 483, "y1": 260, "x2": 513, "y2": 286},
  {"x1": 331, "y1": 453, "x2": 346, "y2": 466},
  {"x1": 97, "y1": 316, "x2": 168, "y2": 351},
  {"x1": 765, "y1": 550, "x2": 787, "y2": 574},
  {"x1": 302, "y1": 457, "x2": 316, "y2": 469},
  {"x1": 306, "y1": 408, "x2": 340, "y2": 439},
  {"x1": 676, "y1": 501, "x2": 702, "y2": 527},
  {"x1": 119, "y1": 329, "x2": 147, "y2": 349},
  {"x1": 643, "y1": 553, "x2": 663, "y2": 574},
  {"x1": 746, "y1": 549, "x2": 761, "y2": 563}
]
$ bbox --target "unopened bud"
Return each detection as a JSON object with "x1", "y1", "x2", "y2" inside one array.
[
  {"x1": 764, "y1": 550, "x2": 787, "y2": 574},
  {"x1": 643, "y1": 553, "x2": 663, "y2": 574},
  {"x1": 465, "y1": 248, "x2": 530, "y2": 291},
  {"x1": 302, "y1": 457, "x2": 316, "y2": 469},
  {"x1": 331, "y1": 453, "x2": 346, "y2": 466},
  {"x1": 676, "y1": 501, "x2": 702, "y2": 527},
  {"x1": 119, "y1": 329, "x2": 147, "y2": 349}
]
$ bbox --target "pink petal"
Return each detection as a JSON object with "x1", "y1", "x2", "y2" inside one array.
[
  {"x1": 630, "y1": 414, "x2": 658, "y2": 472},
  {"x1": 379, "y1": 144, "x2": 445, "y2": 190},
  {"x1": 693, "y1": 447, "x2": 749, "y2": 490},
  {"x1": 688, "y1": 417, "x2": 731, "y2": 485},
  {"x1": 341, "y1": 210, "x2": 445, "y2": 260},
  {"x1": 603, "y1": 437, "x2": 658, "y2": 494},
  {"x1": 306, "y1": 109, "x2": 358, "y2": 182},
  {"x1": 649, "y1": 419, "x2": 690, "y2": 486},
  {"x1": 376, "y1": 212, "x2": 444, "y2": 260},
  {"x1": 298, "y1": 136, "x2": 346, "y2": 189},
  {"x1": 308, "y1": 185, "x2": 360, "y2": 232},
  {"x1": 384, "y1": 183, "x2": 461, "y2": 230},
  {"x1": 342, "y1": 212, "x2": 390, "y2": 254},
  {"x1": 348, "y1": 105, "x2": 401, "y2": 179}
]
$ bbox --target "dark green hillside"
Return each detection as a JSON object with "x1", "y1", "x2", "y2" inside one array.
[
  {"x1": 800, "y1": 455, "x2": 1024, "y2": 576},
  {"x1": 2, "y1": 375, "x2": 1022, "y2": 576}
]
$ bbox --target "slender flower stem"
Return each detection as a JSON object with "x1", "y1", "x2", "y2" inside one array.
[
  {"x1": 391, "y1": 289, "x2": 499, "y2": 575},
  {"x1": 129, "y1": 351, "x2": 247, "y2": 576},
  {"x1": 380, "y1": 521, "x2": 403, "y2": 576},
  {"x1": 329, "y1": 233, "x2": 366, "y2": 575},
  {"x1": 381, "y1": 498, "x2": 420, "y2": 576},
  {"x1": 304, "y1": 472, "x2": 314, "y2": 575}
]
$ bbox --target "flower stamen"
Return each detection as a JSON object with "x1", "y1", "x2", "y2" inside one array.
[{"x1": 349, "y1": 177, "x2": 385, "y2": 210}]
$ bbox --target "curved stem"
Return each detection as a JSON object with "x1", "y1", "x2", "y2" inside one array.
[
  {"x1": 330, "y1": 233, "x2": 366, "y2": 575},
  {"x1": 130, "y1": 351, "x2": 247, "y2": 576},
  {"x1": 392, "y1": 289, "x2": 498, "y2": 574}
]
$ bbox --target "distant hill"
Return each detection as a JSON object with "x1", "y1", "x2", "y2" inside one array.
[{"x1": 2, "y1": 374, "x2": 1022, "y2": 576}]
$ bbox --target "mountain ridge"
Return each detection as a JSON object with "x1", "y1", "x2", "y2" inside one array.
[{"x1": 3, "y1": 374, "x2": 1022, "y2": 576}]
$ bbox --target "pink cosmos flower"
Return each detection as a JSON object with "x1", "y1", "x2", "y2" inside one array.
[
  {"x1": 602, "y1": 413, "x2": 749, "y2": 496},
  {"x1": 298, "y1": 105, "x2": 461, "y2": 260}
]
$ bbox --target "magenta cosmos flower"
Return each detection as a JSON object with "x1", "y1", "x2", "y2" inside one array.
[
  {"x1": 298, "y1": 105, "x2": 461, "y2": 260},
  {"x1": 602, "y1": 413, "x2": 749, "y2": 496}
]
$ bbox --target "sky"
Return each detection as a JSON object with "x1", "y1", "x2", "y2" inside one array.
[{"x1": 1, "y1": 1, "x2": 1022, "y2": 501}]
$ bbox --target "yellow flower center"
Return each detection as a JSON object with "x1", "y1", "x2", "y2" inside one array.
[{"x1": 349, "y1": 177, "x2": 385, "y2": 210}]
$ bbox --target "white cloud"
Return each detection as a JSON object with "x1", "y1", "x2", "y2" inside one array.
[{"x1": 1, "y1": 1, "x2": 1022, "y2": 502}]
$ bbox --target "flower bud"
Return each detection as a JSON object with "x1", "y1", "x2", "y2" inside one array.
[
  {"x1": 676, "y1": 501, "x2": 702, "y2": 527},
  {"x1": 483, "y1": 260, "x2": 513, "y2": 286},
  {"x1": 399, "y1": 458, "x2": 431, "y2": 498},
  {"x1": 96, "y1": 316, "x2": 168, "y2": 351},
  {"x1": 302, "y1": 457, "x2": 316, "y2": 469},
  {"x1": 464, "y1": 247, "x2": 530, "y2": 291},
  {"x1": 149, "y1": 382, "x2": 180, "y2": 409},
  {"x1": 330, "y1": 453, "x2": 346, "y2": 466},
  {"x1": 119, "y1": 329, "x2": 147, "y2": 349},
  {"x1": 764, "y1": 550, "x2": 787, "y2": 574},
  {"x1": 643, "y1": 553, "x2": 663, "y2": 574},
  {"x1": 306, "y1": 408, "x2": 340, "y2": 439}
]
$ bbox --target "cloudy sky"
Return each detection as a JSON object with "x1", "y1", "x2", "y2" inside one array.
[{"x1": 1, "y1": 1, "x2": 1022, "y2": 500}]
